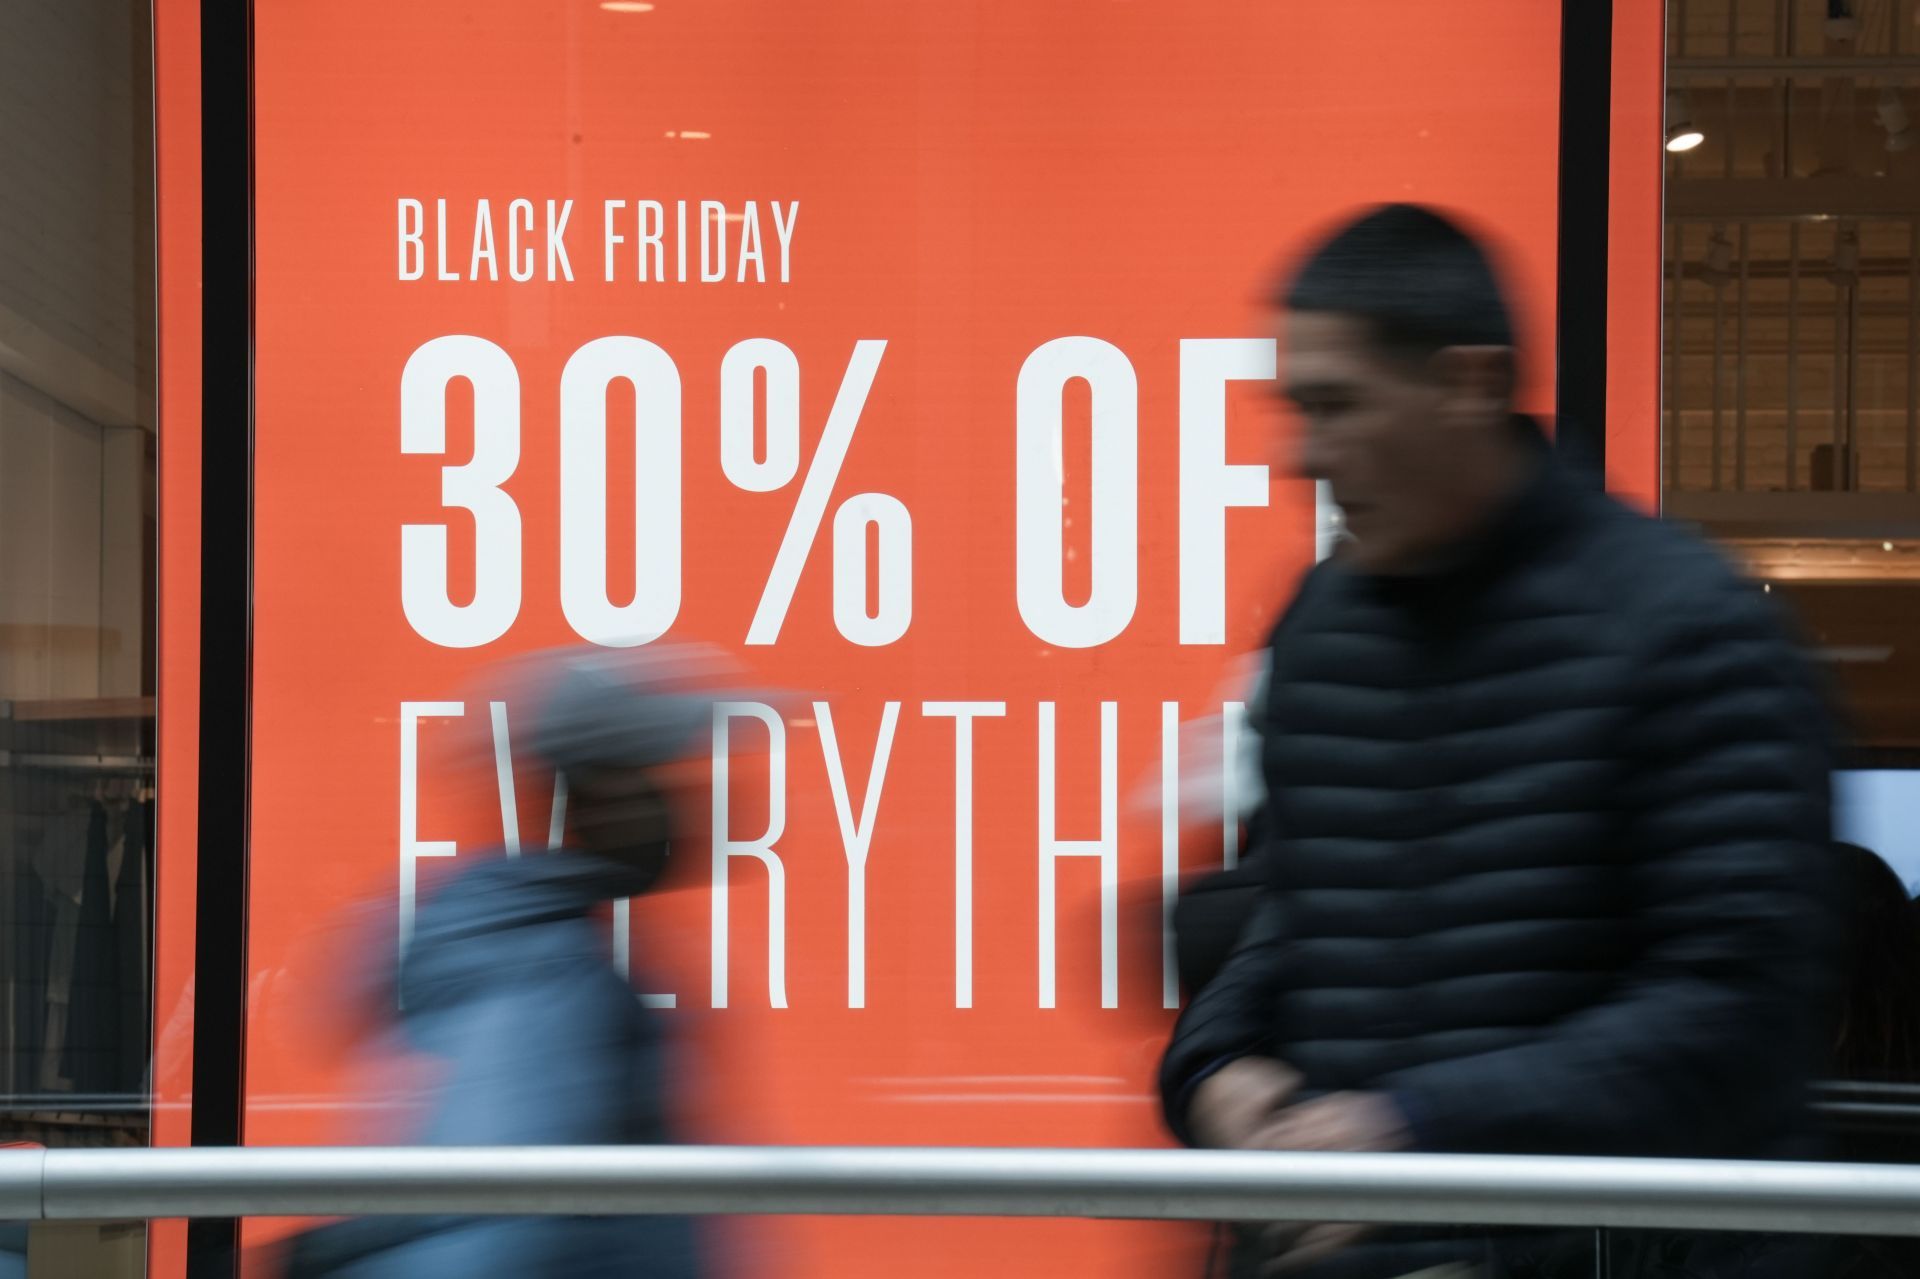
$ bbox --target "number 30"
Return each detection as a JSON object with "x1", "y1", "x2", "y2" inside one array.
[{"x1": 399, "y1": 334, "x2": 683, "y2": 649}]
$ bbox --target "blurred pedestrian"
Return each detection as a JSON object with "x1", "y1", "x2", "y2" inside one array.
[
  {"x1": 1158, "y1": 205, "x2": 1841, "y2": 1279},
  {"x1": 282, "y1": 645, "x2": 740, "y2": 1279}
]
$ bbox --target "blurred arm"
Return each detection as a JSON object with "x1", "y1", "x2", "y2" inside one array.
[{"x1": 1159, "y1": 894, "x2": 1289, "y2": 1145}]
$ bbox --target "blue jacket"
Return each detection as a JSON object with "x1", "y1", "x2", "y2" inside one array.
[{"x1": 284, "y1": 852, "x2": 700, "y2": 1279}]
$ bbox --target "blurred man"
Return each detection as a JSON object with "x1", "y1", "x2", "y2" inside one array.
[
  {"x1": 283, "y1": 647, "x2": 725, "y2": 1279},
  {"x1": 1158, "y1": 205, "x2": 1839, "y2": 1278}
]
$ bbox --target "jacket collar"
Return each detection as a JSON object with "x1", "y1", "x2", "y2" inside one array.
[{"x1": 1357, "y1": 420, "x2": 1585, "y2": 606}]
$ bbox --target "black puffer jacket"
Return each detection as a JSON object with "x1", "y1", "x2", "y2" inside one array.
[{"x1": 1161, "y1": 452, "x2": 1840, "y2": 1165}]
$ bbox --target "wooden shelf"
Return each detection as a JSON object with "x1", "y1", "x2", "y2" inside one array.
[{"x1": 1, "y1": 697, "x2": 155, "y2": 723}]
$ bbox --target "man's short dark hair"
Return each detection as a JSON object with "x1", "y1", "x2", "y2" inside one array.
[{"x1": 1279, "y1": 203, "x2": 1515, "y2": 359}]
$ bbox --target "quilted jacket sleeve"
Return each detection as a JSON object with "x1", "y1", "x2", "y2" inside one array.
[
  {"x1": 1157, "y1": 893, "x2": 1288, "y2": 1145},
  {"x1": 1157, "y1": 571, "x2": 1332, "y2": 1146},
  {"x1": 1383, "y1": 580, "x2": 1842, "y2": 1156}
]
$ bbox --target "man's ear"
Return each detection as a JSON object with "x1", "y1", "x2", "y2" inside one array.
[{"x1": 1429, "y1": 345, "x2": 1515, "y2": 429}]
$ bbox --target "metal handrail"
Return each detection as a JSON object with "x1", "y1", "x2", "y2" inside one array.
[
  {"x1": 3, "y1": 1146, "x2": 1920, "y2": 1236},
  {"x1": 3, "y1": 1080, "x2": 1909, "y2": 1118}
]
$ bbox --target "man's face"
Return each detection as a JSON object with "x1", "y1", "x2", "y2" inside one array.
[{"x1": 1280, "y1": 310, "x2": 1504, "y2": 574}]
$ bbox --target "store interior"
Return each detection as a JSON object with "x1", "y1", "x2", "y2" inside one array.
[{"x1": 1665, "y1": 0, "x2": 1920, "y2": 885}]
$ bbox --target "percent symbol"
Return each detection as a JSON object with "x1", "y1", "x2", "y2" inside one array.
[{"x1": 720, "y1": 339, "x2": 911, "y2": 647}]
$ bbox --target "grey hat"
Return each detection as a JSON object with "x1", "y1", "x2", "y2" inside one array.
[{"x1": 522, "y1": 645, "x2": 740, "y2": 773}]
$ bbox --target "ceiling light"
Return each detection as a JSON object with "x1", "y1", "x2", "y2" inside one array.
[
  {"x1": 599, "y1": 2, "x2": 655, "y2": 11},
  {"x1": 1665, "y1": 91, "x2": 1705, "y2": 153},
  {"x1": 1885, "y1": 541, "x2": 1896, "y2": 552},
  {"x1": 1819, "y1": 646, "x2": 1894, "y2": 664},
  {"x1": 1665, "y1": 125, "x2": 1705, "y2": 153}
]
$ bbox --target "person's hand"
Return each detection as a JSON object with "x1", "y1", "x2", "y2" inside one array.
[
  {"x1": 1246, "y1": 1093, "x2": 1410, "y2": 1273},
  {"x1": 1248, "y1": 1090, "x2": 1410, "y2": 1153},
  {"x1": 1187, "y1": 1057, "x2": 1302, "y2": 1149},
  {"x1": 1259, "y1": 1223, "x2": 1371, "y2": 1275}
]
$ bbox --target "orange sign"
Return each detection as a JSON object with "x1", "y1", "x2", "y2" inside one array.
[{"x1": 147, "y1": 2, "x2": 1664, "y2": 1276}]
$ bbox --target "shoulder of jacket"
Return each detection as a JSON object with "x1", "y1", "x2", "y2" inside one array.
[
  {"x1": 1266, "y1": 558, "x2": 1344, "y2": 638},
  {"x1": 1573, "y1": 498, "x2": 1789, "y2": 653}
]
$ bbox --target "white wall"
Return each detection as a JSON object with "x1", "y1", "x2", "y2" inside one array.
[
  {"x1": 0, "y1": 0, "x2": 151, "y2": 425},
  {"x1": 0, "y1": 373, "x2": 100, "y2": 699},
  {"x1": 0, "y1": 0, "x2": 153, "y2": 702}
]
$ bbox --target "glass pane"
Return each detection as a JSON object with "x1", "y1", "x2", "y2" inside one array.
[
  {"x1": 1663, "y1": 1, "x2": 1920, "y2": 1216},
  {"x1": 0, "y1": 0, "x2": 158, "y2": 1172},
  {"x1": 232, "y1": 3, "x2": 1579, "y2": 1277},
  {"x1": 1664, "y1": 3, "x2": 1920, "y2": 770}
]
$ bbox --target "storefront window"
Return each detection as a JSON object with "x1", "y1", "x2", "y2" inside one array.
[
  {"x1": 225, "y1": 4, "x2": 1611, "y2": 1276},
  {"x1": 1663, "y1": 0, "x2": 1920, "y2": 883},
  {"x1": 0, "y1": 0, "x2": 158, "y2": 1158}
]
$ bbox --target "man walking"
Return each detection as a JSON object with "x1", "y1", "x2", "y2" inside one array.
[{"x1": 1159, "y1": 205, "x2": 1839, "y2": 1278}]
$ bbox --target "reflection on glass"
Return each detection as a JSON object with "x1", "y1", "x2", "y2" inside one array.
[{"x1": 0, "y1": 0, "x2": 159, "y2": 1224}]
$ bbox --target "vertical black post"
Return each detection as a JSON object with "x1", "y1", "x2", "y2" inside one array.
[
  {"x1": 1556, "y1": 0, "x2": 1615, "y2": 484},
  {"x1": 188, "y1": 0, "x2": 252, "y2": 1273}
]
